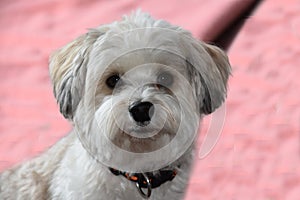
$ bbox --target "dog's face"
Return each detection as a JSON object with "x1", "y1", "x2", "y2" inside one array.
[{"x1": 49, "y1": 12, "x2": 231, "y2": 172}]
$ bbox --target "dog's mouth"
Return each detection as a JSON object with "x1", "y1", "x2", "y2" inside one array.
[{"x1": 111, "y1": 130, "x2": 176, "y2": 153}]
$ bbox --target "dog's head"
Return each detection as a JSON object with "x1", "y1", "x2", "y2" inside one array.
[{"x1": 49, "y1": 11, "x2": 231, "y2": 172}]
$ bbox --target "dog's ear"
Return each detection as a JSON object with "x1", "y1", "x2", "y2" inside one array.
[
  {"x1": 49, "y1": 30, "x2": 102, "y2": 120},
  {"x1": 188, "y1": 42, "x2": 231, "y2": 115}
]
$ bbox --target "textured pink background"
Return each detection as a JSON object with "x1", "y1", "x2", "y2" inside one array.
[{"x1": 1, "y1": 0, "x2": 300, "y2": 199}]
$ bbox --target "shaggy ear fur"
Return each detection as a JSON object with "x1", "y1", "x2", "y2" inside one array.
[
  {"x1": 188, "y1": 42, "x2": 231, "y2": 115},
  {"x1": 49, "y1": 30, "x2": 103, "y2": 120}
]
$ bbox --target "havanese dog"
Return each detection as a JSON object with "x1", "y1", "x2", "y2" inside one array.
[{"x1": 0, "y1": 11, "x2": 231, "y2": 200}]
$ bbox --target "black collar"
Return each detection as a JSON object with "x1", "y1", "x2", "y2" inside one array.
[{"x1": 109, "y1": 167, "x2": 177, "y2": 189}]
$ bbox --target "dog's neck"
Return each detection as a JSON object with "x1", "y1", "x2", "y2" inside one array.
[{"x1": 108, "y1": 166, "x2": 178, "y2": 198}]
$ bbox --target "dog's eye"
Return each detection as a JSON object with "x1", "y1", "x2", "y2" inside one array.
[
  {"x1": 157, "y1": 72, "x2": 173, "y2": 87},
  {"x1": 106, "y1": 74, "x2": 120, "y2": 89}
]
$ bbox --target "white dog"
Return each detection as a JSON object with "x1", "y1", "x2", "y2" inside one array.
[{"x1": 0, "y1": 11, "x2": 231, "y2": 200}]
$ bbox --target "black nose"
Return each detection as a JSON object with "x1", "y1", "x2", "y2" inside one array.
[{"x1": 129, "y1": 101, "x2": 154, "y2": 125}]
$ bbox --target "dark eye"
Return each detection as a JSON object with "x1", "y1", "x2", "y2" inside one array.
[
  {"x1": 157, "y1": 72, "x2": 173, "y2": 87},
  {"x1": 106, "y1": 74, "x2": 120, "y2": 89}
]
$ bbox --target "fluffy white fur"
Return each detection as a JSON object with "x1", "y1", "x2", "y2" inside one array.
[{"x1": 0, "y1": 11, "x2": 231, "y2": 200}]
